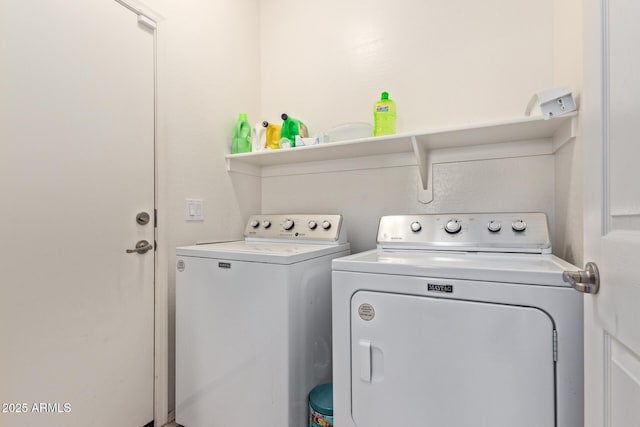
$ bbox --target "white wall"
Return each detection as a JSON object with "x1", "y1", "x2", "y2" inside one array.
[
  {"x1": 554, "y1": 138, "x2": 583, "y2": 265},
  {"x1": 258, "y1": 0, "x2": 563, "y2": 253},
  {"x1": 259, "y1": 0, "x2": 553, "y2": 133},
  {"x1": 263, "y1": 157, "x2": 555, "y2": 253},
  {"x1": 552, "y1": 0, "x2": 583, "y2": 266},
  {"x1": 143, "y1": 0, "x2": 262, "y2": 412}
]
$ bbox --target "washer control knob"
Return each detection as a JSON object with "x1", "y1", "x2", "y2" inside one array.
[
  {"x1": 308, "y1": 220, "x2": 318, "y2": 230},
  {"x1": 321, "y1": 220, "x2": 332, "y2": 230},
  {"x1": 283, "y1": 218, "x2": 295, "y2": 230},
  {"x1": 445, "y1": 219, "x2": 462, "y2": 234},
  {"x1": 262, "y1": 220, "x2": 271, "y2": 229},
  {"x1": 410, "y1": 221, "x2": 422, "y2": 232},
  {"x1": 487, "y1": 220, "x2": 502, "y2": 232},
  {"x1": 250, "y1": 219, "x2": 260, "y2": 228},
  {"x1": 512, "y1": 219, "x2": 527, "y2": 232}
]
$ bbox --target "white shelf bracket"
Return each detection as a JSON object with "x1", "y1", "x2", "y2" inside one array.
[
  {"x1": 226, "y1": 157, "x2": 262, "y2": 177},
  {"x1": 552, "y1": 115, "x2": 578, "y2": 152},
  {"x1": 411, "y1": 136, "x2": 434, "y2": 204}
]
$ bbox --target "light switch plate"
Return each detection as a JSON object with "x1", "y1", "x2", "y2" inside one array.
[{"x1": 185, "y1": 199, "x2": 203, "y2": 221}]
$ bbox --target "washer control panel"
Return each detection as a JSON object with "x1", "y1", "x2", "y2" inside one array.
[
  {"x1": 244, "y1": 214, "x2": 344, "y2": 242},
  {"x1": 377, "y1": 212, "x2": 550, "y2": 253}
]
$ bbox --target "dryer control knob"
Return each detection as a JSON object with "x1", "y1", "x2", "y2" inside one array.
[
  {"x1": 487, "y1": 220, "x2": 502, "y2": 232},
  {"x1": 250, "y1": 219, "x2": 260, "y2": 228},
  {"x1": 445, "y1": 219, "x2": 462, "y2": 234},
  {"x1": 308, "y1": 220, "x2": 318, "y2": 230},
  {"x1": 321, "y1": 220, "x2": 332, "y2": 230},
  {"x1": 410, "y1": 221, "x2": 422, "y2": 232},
  {"x1": 262, "y1": 220, "x2": 271, "y2": 229},
  {"x1": 512, "y1": 219, "x2": 527, "y2": 232},
  {"x1": 283, "y1": 219, "x2": 295, "y2": 230}
]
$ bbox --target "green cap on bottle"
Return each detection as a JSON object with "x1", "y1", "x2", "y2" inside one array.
[
  {"x1": 381, "y1": 92, "x2": 389, "y2": 100},
  {"x1": 239, "y1": 113, "x2": 247, "y2": 120}
]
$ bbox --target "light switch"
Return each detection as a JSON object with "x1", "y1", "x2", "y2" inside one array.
[{"x1": 185, "y1": 199, "x2": 204, "y2": 221}]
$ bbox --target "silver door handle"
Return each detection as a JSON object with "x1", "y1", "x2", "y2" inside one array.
[
  {"x1": 563, "y1": 262, "x2": 600, "y2": 294},
  {"x1": 126, "y1": 240, "x2": 153, "y2": 254}
]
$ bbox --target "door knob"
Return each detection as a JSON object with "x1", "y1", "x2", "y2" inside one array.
[
  {"x1": 126, "y1": 240, "x2": 153, "y2": 254},
  {"x1": 563, "y1": 262, "x2": 600, "y2": 294}
]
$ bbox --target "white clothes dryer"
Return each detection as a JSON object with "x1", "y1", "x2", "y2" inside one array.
[
  {"x1": 332, "y1": 213, "x2": 583, "y2": 427},
  {"x1": 176, "y1": 214, "x2": 350, "y2": 427}
]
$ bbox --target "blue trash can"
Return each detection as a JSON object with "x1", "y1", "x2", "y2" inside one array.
[{"x1": 309, "y1": 383, "x2": 333, "y2": 427}]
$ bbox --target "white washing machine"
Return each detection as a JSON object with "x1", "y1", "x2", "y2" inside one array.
[
  {"x1": 176, "y1": 214, "x2": 350, "y2": 427},
  {"x1": 332, "y1": 213, "x2": 583, "y2": 427}
]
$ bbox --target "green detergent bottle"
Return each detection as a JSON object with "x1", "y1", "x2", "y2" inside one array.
[
  {"x1": 279, "y1": 113, "x2": 308, "y2": 148},
  {"x1": 231, "y1": 113, "x2": 251, "y2": 154},
  {"x1": 373, "y1": 91, "x2": 396, "y2": 136}
]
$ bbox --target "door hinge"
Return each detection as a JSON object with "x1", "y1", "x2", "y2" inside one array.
[
  {"x1": 553, "y1": 330, "x2": 558, "y2": 362},
  {"x1": 154, "y1": 209, "x2": 158, "y2": 228}
]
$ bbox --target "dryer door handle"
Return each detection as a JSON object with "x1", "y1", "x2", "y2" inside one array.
[{"x1": 359, "y1": 339, "x2": 372, "y2": 383}]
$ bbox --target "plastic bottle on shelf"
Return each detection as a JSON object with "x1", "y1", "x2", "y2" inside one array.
[
  {"x1": 251, "y1": 122, "x2": 266, "y2": 152},
  {"x1": 263, "y1": 121, "x2": 282, "y2": 150},
  {"x1": 279, "y1": 113, "x2": 308, "y2": 148},
  {"x1": 373, "y1": 91, "x2": 396, "y2": 136},
  {"x1": 231, "y1": 113, "x2": 251, "y2": 154}
]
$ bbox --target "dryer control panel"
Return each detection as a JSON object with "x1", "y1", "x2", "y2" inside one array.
[
  {"x1": 244, "y1": 214, "x2": 346, "y2": 243},
  {"x1": 377, "y1": 212, "x2": 551, "y2": 253}
]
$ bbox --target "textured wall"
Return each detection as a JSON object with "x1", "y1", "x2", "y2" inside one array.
[
  {"x1": 259, "y1": 0, "x2": 554, "y2": 134},
  {"x1": 144, "y1": 0, "x2": 262, "y2": 411},
  {"x1": 263, "y1": 156, "x2": 555, "y2": 253},
  {"x1": 258, "y1": 0, "x2": 561, "y2": 253}
]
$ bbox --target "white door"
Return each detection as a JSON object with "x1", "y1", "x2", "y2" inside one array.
[
  {"x1": 583, "y1": 1, "x2": 640, "y2": 426},
  {"x1": 350, "y1": 291, "x2": 555, "y2": 427},
  {"x1": 0, "y1": 1, "x2": 155, "y2": 426}
]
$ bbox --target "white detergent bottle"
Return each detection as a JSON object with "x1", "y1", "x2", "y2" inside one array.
[{"x1": 250, "y1": 122, "x2": 266, "y2": 152}]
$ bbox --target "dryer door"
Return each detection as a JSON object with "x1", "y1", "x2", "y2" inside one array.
[{"x1": 351, "y1": 291, "x2": 555, "y2": 427}]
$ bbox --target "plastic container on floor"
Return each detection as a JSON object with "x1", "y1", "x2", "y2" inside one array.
[{"x1": 309, "y1": 384, "x2": 333, "y2": 427}]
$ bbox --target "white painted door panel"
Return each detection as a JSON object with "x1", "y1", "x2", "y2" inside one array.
[
  {"x1": 350, "y1": 291, "x2": 555, "y2": 427},
  {"x1": 0, "y1": 1, "x2": 155, "y2": 426},
  {"x1": 583, "y1": 1, "x2": 640, "y2": 426}
]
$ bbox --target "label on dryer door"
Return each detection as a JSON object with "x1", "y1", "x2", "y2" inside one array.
[{"x1": 358, "y1": 303, "x2": 375, "y2": 321}]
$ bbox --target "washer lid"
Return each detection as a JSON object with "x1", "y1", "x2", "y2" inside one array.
[
  {"x1": 177, "y1": 241, "x2": 350, "y2": 264},
  {"x1": 332, "y1": 249, "x2": 577, "y2": 287}
]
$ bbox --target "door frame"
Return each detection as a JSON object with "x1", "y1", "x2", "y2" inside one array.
[{"x1": 113, "y1": 1, "x2": 169, "y2": 425}]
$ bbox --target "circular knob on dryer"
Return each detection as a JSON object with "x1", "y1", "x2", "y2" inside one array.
[
  {"x1": 250, "y1": 219, "x2": 260, "y2": 228},
  {"x1": 283, "y1": 219, "x2": 295, "y2": 230},
  {"x1": 308, "y1": 220, "x2": 318, "y2": 230},
  {"x1": 321, "y1": 220, "x2": 332, "y2": 230},
  {"x1": 410, "y1": 221, "x2": 422, "y2": 232},
  {"x1": 512, "y1": 219, "x2": 527, "y2": 232},
  {"x1": 262, "y1": 220, "x2": 271, "y2": 229},
  {"x1": 445, "y1": 219, "x2": 462, "y2": 234},
  {"x1": 487, "y1": 220, "x2": 502, "y2": 232}
]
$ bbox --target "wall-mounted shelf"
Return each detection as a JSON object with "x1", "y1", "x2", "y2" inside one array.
[{"x1": 226, "y1": 113, "x2": 577, "y2": 203}]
